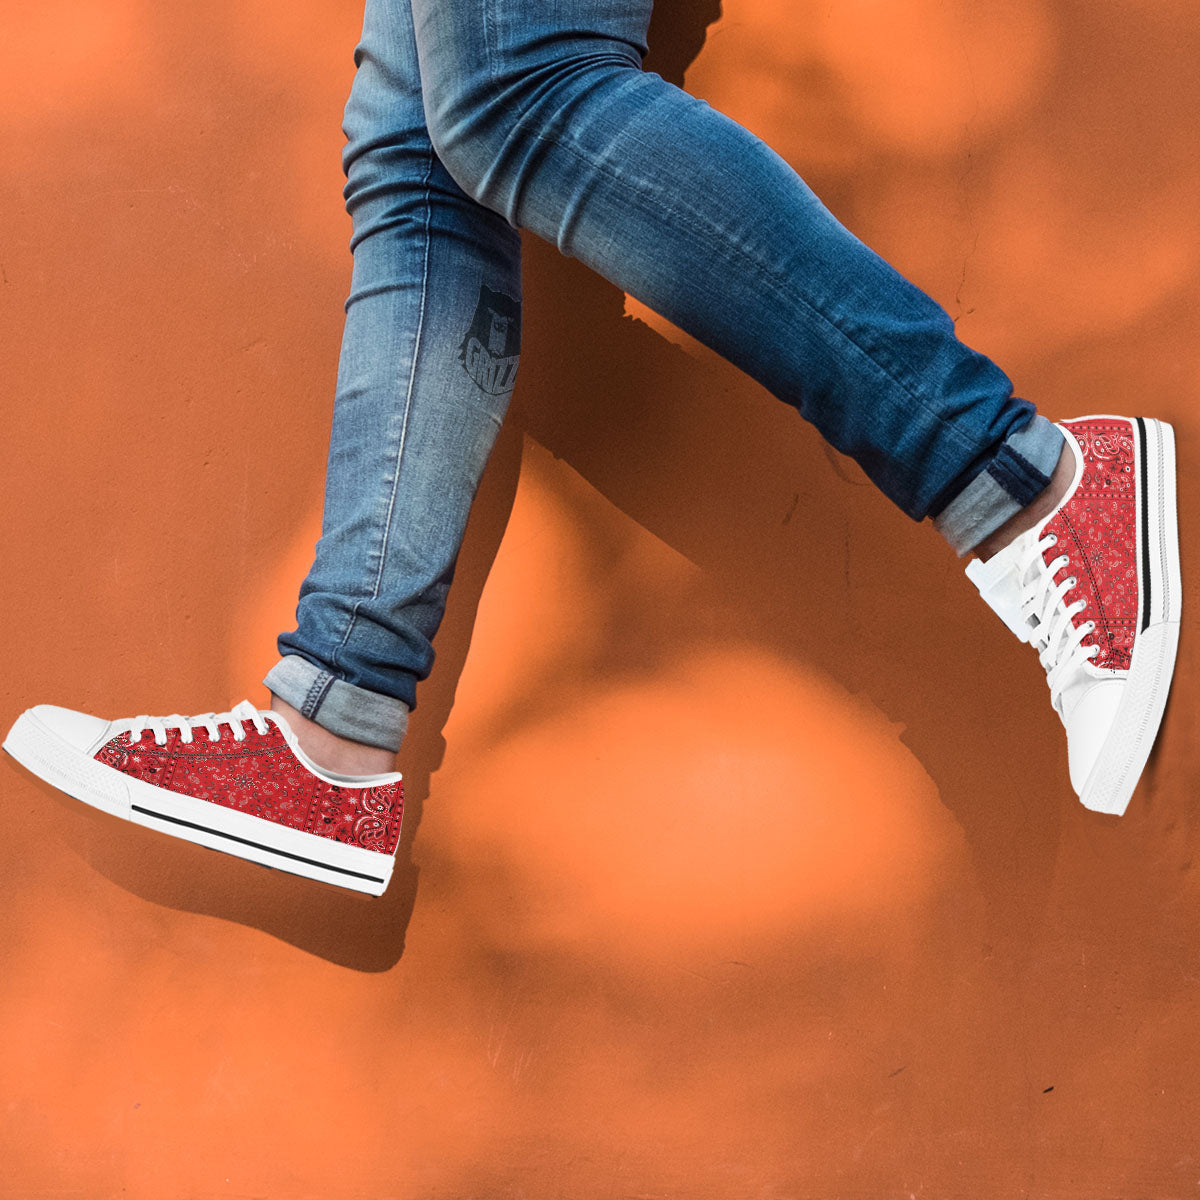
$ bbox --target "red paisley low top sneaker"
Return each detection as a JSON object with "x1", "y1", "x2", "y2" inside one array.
[
  {"x1": 965, "y1": 415, "x2": 1180, "y2": 815},
  {"x1": 2, "y1": 698, "x2": 403, "y2": 895}
]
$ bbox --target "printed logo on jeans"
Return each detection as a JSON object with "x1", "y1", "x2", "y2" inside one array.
[{"x1": 458, "y1": 282, "x2": 521, "y2": 396}]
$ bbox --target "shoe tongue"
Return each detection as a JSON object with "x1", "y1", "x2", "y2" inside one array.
[{"x1": 964, "y1": 531, "x2": 1036, "y2": 643}]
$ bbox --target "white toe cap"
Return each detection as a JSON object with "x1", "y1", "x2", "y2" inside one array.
[{"x1": 28, "y1": 705, "x2": 115, "y2": 756}]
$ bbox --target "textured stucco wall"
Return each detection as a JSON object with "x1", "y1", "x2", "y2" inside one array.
[{"x1": 2, "y1": 1, "x2": 1198, "y2": 1195}]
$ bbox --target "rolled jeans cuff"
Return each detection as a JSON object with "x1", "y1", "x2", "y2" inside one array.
[
  {"x1": 263, "y1": 654, "x2": 410, "y2": 753},
  {"x1": 932, "y1": 414, "x2": 1066, "y2": 556}
]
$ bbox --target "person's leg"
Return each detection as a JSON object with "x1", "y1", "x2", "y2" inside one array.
[
  {"x1": 5, "y1": 2, "x2": 1176, "y2": 895},
  {"x1": 2, "y1": 0, "x2": 521, "y2": 895},
  {"x1": 262, "y1": 0, "x2": 525, "y2": 764},
  {"x1": 409, "y1": 0, "x2": 1064, "y2": 557},
  {"x1": 406, "y1": 0, "x2": 1177, "y2": 817}
]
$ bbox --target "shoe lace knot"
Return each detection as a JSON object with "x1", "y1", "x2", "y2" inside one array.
[{"x1": 129, "y1": 698, "x2": 270, "y2": 747}]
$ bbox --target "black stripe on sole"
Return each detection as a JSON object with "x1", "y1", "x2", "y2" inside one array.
[
  {"x1": 1135, "y1": 417, "x2": 1152, "y2": 632},
  {"x1": 131, "y1": 804, "x2": 386, "y2": 885}
]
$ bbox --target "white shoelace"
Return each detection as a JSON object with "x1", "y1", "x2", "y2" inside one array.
[
  {"x1": 1012, "y1": 531, "x2": 1100, "y2": 713},
  {"x1": 129, "y1": 698, "x2": 270, "y2": 746}
]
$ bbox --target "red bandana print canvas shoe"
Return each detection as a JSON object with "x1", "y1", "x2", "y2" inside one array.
[
  {"x1": 2, "y1": 699, "x2": 403, "y2": 895},
  {"x1": 965, "y1": 415, "x2": 1180, "y2": 815}
]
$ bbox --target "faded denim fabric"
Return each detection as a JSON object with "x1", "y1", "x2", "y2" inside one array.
[{"x1": 266, "y1": 0, "x2": 1062, "y2": 750}]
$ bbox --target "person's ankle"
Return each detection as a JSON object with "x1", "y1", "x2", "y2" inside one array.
[
  {"x1": 267, "y1": 695, "x2": 398, "y2": 777},
  {"x1": 970, "y1": 441, "x2": 1074, "y2": 561}
]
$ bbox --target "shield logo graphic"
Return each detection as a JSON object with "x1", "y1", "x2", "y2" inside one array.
[{"x1": 458, "y1": 282, "x2": 522, "y2": 397}]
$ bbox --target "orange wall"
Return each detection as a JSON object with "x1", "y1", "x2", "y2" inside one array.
[{"x1": 3, "y1": 1, "x2": 1199, "y2": 1196}]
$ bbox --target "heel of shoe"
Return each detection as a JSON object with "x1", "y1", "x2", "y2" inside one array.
[
  {"x1": 1137, "y1": 417, "x2": 1181, "y2": 627},
  {"x1": 1080, "y1": 418, "x2": 1182, "y2": 815}
]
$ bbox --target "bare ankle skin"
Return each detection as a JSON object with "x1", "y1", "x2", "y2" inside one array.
[
  {"x1": 970, "y1": 441, "x2": 1074, "y2": 561},
  {"x1": 268, "y1": 695, "x2": 398, "y2": 777}
]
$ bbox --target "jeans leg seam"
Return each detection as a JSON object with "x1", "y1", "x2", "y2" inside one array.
[
  {"x1": 330, "y1": 142, "x2": 437, "y2": 672},
  {"x1": 302, "y1": 670, "x2": 336, "y2": 719}
]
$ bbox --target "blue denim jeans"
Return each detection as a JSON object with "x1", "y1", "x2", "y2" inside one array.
[{"x1": 265, "y1": 0, "x2": 1065, "y2": 751}]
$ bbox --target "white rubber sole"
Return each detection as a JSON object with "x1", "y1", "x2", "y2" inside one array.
[
  {"x1": 2, "y1": 708, "x2": 396, "y2": 896},
  {"x1": 1078, "y1": 417, "x2": 1181, "y2": 815}
]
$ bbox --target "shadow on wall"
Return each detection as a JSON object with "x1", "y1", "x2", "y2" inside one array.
[{"x1": 3, "y1": 0, "x2": 1198, "y2": 974}]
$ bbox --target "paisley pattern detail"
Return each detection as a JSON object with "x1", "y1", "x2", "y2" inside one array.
[
  {"x1": 93, "y1": 719, "x2": 403, "y2": 854},
  {"x1": 1041, "y1": 418, "x2": 1139, "y2": 672}
]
